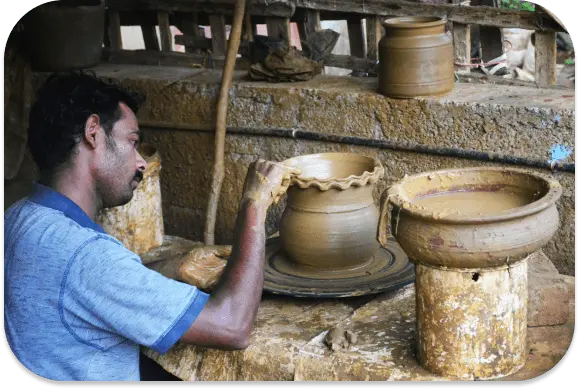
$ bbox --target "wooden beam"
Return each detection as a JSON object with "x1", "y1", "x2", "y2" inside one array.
[
  {"x1": 107, "y1": 9, "x2": 123, "y2": 50},
  {"x1": 297, "y1": 9, "x2": 320, "y2": 42},
  {"x1": 175, "y1": 35, "x2": 213, "y2": 50},
  {"x1": 157, "y1": 11, "x2": 172, "y2": 51},
  {"x1": 365, "y1": 15, "x2": 382, "y2": 61},
  {"x1": 294, "y1": 0, "x2": 564, "y2": 31},
  {"x1": 453, "y1": 23, "x2": 471, "y2": 73},
  {"x1": 209, "y1": 14, "x2": 227, "y2": 56},
  {"x1": 266, "y1": 17, "x2": 291, "y2": 44},
  {"x1": 102, "y1": 48, "x2": 251, "y2": 70},
  {"x1": 471, "y1": 0, "x2": 503, "y2": 63},
  {"x1": 105, "y1": 0, "x2": 296, "y2": 17},
  {"x1": 175, "y1": 35, "x2": 251, "y2": 51},
  {"x1": 178, "y1": 12, "x2": 202, "y2": 53},
  {"x1": 535, "y1": 31, "x2": 557, "y2": 86},
  {"x1": 141, "y1": 22, "x2": 160, "y2": 51},
  {"x1": 347, "y1": 16, "x2": 366, "y2": 58},
  {"x1": 243, "y1": 5, "x2": 254, "y2": 41}
]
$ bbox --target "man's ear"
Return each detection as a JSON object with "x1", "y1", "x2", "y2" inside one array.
[{"x1": 84, "y1": 114, "x2": 101, "y2": 149}]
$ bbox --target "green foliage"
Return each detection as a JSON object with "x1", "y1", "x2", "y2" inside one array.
[
  {"x1": 565, "y1": 58, "x2": 575, "y2": 65},
  {"x1": 501, "y1": 0, "x2": 536, "y2": 11}
]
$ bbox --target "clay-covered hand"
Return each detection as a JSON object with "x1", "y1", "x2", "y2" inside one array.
[
  {"x1": 241, "y1": 159, "x2": 301, "y2": 208},
  {"x1": 178, "y1": 245, "x2": 232, "y2": 291}
]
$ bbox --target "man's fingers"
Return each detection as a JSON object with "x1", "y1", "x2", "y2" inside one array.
[{"x1": 213, "y1": 245, "x2": 232, "y2": 258}]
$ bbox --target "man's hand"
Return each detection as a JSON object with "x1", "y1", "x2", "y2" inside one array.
[
  {"x1": 178, "y1": 245, "x2": 231, "y2": 291},
  {"x1": 241, "y1": 159, "x2": 301, "y2": 209}
]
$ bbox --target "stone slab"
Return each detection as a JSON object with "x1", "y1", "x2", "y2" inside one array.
[
  {"x1": 528, "y1": 251, "x2": 569, "y2": 327},
  {"x1": 143, "y1": 237, "x2": 575, "y2": 381}
]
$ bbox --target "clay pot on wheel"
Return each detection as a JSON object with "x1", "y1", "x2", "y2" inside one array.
[
  {"x1": 279, "y1": 153, "x2": 384, "y2": 270},
  {"x1": 378, "y1": 16, "x2": 454, "y2": 98},
  {"x1": 378, "y1": 167, "x2": 562, "y2": 380}
]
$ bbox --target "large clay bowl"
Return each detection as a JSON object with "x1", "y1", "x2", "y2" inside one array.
[
  {"x1": 380, "y1": 167, "x2": 562, "y2": 269},
  {"x1": 279, "y1": 153, "x2": 384, "y2": 270}
]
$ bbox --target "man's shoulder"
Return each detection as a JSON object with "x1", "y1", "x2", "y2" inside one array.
[{"x1": 4, "y1": 199, "x2": 118, "y2": 251}]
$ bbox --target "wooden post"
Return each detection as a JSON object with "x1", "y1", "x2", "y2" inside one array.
[
  {"x1": 347, "y1": 16, "x2": 366, "y2": 58},
  {"x1": 535, "y1": 31, "x2": 557, "y2": 86},
  {"x1": 157, "y1": 11, "x2": 172, "y2": 52},
  {"x1": 107, "y1": 9, "x2": 123, "y2": 50},
  {"x1": 180, "y1": 12, "x2": 202, "y2": 53},
  {"x1": 366, "y1": 15, "x2": 382, "y2": 61},
  {"x1": 266, "y1": 16, "x2": 291, "y2": 44},
  {"x1": 453, "y1": 23, "x2": 471, "y2": 73},
  {"x1": 141, "y1": 22, "x2": 160, "y2": 51},
  {"x1": 209, "y1": 14, "x2": 228, "y2": 56},
  {"x1": 297, "y1": 9, "x2": 320, "y2": 42},
  {"x1": 470, "y1": 0, "x2": 504, "y2": 63}
]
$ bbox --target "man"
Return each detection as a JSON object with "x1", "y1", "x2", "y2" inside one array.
[{"x1": 4, "y1": 72, "x2": 299, "y2": 381}]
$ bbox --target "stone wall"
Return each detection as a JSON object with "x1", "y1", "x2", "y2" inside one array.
[{"x1": 26, "y1": 64, "x2": 575, "y2": 274}]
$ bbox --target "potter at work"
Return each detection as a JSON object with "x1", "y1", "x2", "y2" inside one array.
[
  {"x1": 4, "y1": 72, "x2": 300, "y2": 380},
  {"x1": 3, "y1": 0, "x2": 574, "y2": 383}
]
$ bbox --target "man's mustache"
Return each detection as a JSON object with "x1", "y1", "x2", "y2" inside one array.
[{"x1": 133, "y1": 170, "x2": 144, "y2": 183}]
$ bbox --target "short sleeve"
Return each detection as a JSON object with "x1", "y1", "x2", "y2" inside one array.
[{"x1": 60, "y1": 235, "x2": 209, "y2": 354}]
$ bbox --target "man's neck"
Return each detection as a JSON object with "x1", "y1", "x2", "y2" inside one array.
[{"x1": 42, "y1": 171, "x2": 101, "y2": 220}]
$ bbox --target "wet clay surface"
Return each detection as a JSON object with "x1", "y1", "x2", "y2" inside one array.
[
  {"x1": 386, "y1": 167, "x2": 562, "y2": 269},
  {"x1": 413, "y1": 189, "x2": 534, "y2": 218},
  {"x1": 144, "y1": 238, "x2": 574, "y2": 381}
]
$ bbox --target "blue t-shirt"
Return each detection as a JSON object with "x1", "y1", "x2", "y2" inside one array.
[{"x1": 4, "y1": 184, "x2": 209, "y2": 381}]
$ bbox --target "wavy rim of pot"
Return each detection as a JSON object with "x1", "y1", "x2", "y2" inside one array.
[
  {"x1": 283, "y1": 152, "x2": 384, "y2": 191},
  {"x1": 387, "y1": 166, "x2": 562, "y2": 224},
  {"x1": 382, "y1": 16, "x2": 447, "y2": 29}
]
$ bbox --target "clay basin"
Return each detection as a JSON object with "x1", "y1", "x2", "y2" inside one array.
[
  {"x1": 279, "y1": 153, "x2": 384, "y2": 269},
  {"x1": 379, "y1": 167, "x2": 562, "y2": 269}
]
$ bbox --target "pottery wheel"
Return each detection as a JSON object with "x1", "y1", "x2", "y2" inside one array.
[{"x1": 263, "y1": 236, "x2": 414, "y2": 298}]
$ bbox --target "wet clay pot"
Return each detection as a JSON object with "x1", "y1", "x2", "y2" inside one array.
[
  {"x1": 279, "y1": 153, "x2": 384, "y2": 270},
  {"x1": 378, "y1": 16, "x2": 454, "y2": 98},
  {"x1": 96, "y1": 144, "x2": 164, "y2": 255},
  {"x1": 24, "y1": 0, "x2": 105, "y2": 71},
  {"x1": 379, "y1": 167, "x2": 562, "y2": 380}
]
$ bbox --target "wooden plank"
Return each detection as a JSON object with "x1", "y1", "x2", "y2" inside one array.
[
  {"x1": 141, "y1": 22, "x2": 160, "y2": 51},
  {"x1": 266, "y1": 17, "x2": 291, "y2": 44},
  {"x1": 176, "y1": 35, "x2": 251, "y2": 51},
  {"x1": 101, "y1": 48, "x2": 251, "y2": 70},
  {"x1": 175, "y1": 35, "x2": 213, "y2": 50},
  {"x1": 297, "y1": 9, "x2": 320, "y2": 42},
  {"x1": 108, "y1": 9, "x2": 123, "y2": 50},
  {"x1": 324, "y1": 53, "x2": 374, "y2": 71},
  {"x1": 456, "y1": 71, "x2": 568, "y2": 90},
  {"x1": 209, "y1": 14, "x2": 227, "y2": 56},
  {"x1": 471, "y1": 0, "x2": 503, "y2": 62},
  {"x1": 453, "y1": 23, "x2": 471, "y2": 73},
  {"x1": 294, "y1": 0, "x2": 564, "y2": 31},
  {"x1": 347, "y1": 16, "x2": 366, "y2": 58},
  {"x1": 243, "y1": 6, "x2": 254, "y2": 41},
  {"x1": 157, "y1": 11, "x2": 172, "y2": 52},
  {"x1": 105, "y1": 0, "x2": 296, "y2": 17},
  {"x1": 178, "y1": 12, "x2": 202, "y2": 53},
  {"x1": 365, "y1": 15, "x2": 382, "y2": 61},
  {"x1": 535, "y1": 31, "x2": 557, "y2": 86}
]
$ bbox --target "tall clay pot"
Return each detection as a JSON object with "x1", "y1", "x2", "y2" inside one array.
[
  {"x1": 23, "y1": 0, "x2": 105, "y2": 71},
  {"x1": 378, "y1": 16, "x2": 454, "y2": 98},
  {"x1": 279, "y1": 153, "x2": 384, "y2": 270}
]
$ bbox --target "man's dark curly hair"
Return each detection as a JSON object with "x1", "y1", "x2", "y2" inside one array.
[{"x1": 27, "y1": 71, "x2": 145, "y2": 173}]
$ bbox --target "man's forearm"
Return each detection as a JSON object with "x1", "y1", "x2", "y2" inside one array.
[{"x1": 209, "y1": 198, "x2": 267, "y2": 335}]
